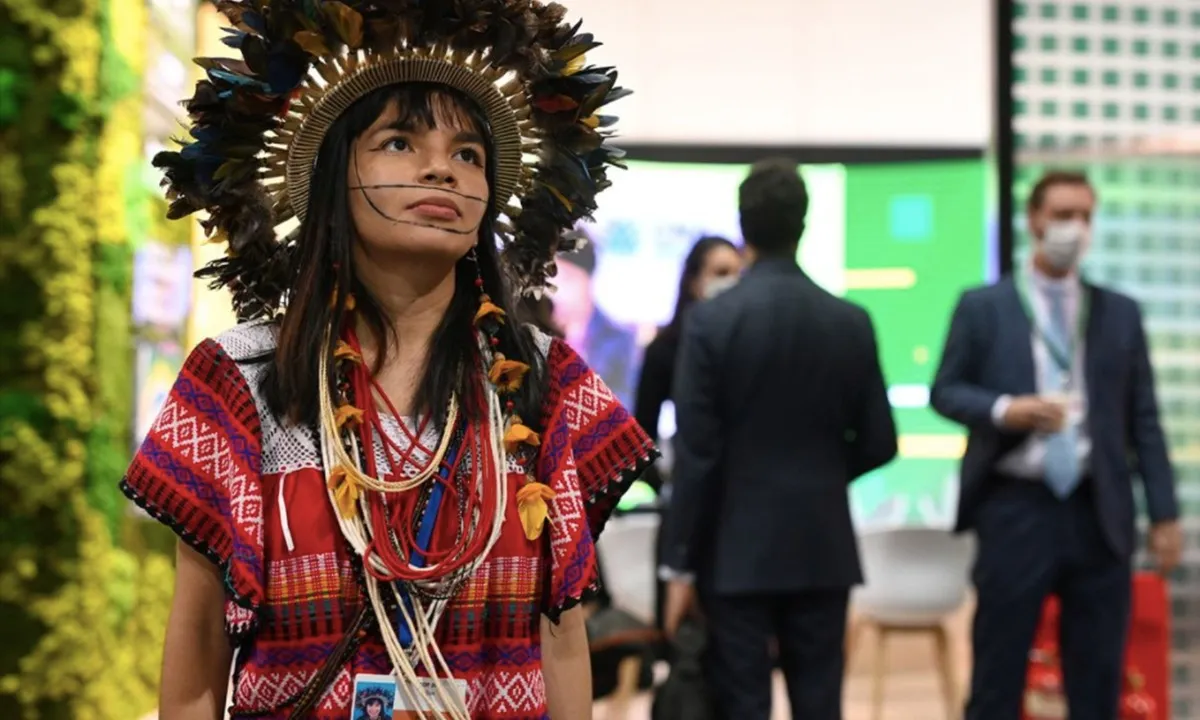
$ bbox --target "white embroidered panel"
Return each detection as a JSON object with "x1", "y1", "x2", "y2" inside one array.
[
  {"x1": 217, "y1": 321, "x2": 322, "y2": 477},
  {"x1": 212, "y1": 320, "x2": 545, "y2": 480}
]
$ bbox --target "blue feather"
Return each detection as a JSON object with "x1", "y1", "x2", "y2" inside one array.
[
  {"x1": 598, "y1": 87, "x2": 632, "y2": 107},
  {"x1": 220, "y1": 27, "x2": 247, "y2": 49},
  {"x1": 197, "y1": 158, "x2": 222, "y2": 187},
  {"x1": 240, "y1": 11, "x2": 266, "y2": 34},
  {"x1": 208, "y1": 68, "x2": 270, "y2": 91},
  {"x1": 191, "y1": 127, "x2": 221, "y2": 144},
  {"x1": 266, "y1": 54, "x2": 306, "y2": 94},
  {"x1": 564, "y1": 151, "x2": 592, "y2": 181},
  {"x1": 568, "y1": 72, "x2": 611, "y2": 85}
]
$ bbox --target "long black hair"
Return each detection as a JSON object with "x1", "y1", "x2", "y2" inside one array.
[
  {"x1": 662, "y1": 235, "x2": 736, "y2": 337},
  {"x1": 264, "y1": 82, "x2": 546, "y2": 430}
]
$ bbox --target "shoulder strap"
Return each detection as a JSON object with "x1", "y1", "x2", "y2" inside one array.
[{"x1": 288, "y1": 607, "x2": 371, "y2": 718}]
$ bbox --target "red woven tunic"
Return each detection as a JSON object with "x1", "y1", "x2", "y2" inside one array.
[{"x1": 122, "y1": 321, "x2": 655, "y2": 719}]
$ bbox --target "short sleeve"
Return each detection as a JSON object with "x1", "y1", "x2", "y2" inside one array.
[
  {"x1": 120, "y1": 338, "x2": 266, "y2": 638},
  {"x1": 536, "y1": 338, "x2": 658, "y2": 621}
]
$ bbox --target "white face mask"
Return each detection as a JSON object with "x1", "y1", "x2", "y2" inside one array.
[
  {"x1": 1040, "y1": 220, "x2": 1089, "y2": 271},
  {"x1": 702, "y1": 275, "x2": 739, "y2": 299}
]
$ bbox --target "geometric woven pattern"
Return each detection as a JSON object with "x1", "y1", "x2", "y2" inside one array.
[
  {"x1": 122, "y1": 322, "x2": 655, "y2": 718},
  {"x1": 466, "y1": 668, "x2": 547, "y2": 715}
]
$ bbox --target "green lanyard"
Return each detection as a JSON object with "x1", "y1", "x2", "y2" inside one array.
[{"x1": 1014, "y1": 269, "x2": 1091, "y2": 375}]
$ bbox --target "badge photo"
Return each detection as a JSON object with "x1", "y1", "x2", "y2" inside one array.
[{"x1": 351, "y1": 674, "x2": 397, "y2": 720}]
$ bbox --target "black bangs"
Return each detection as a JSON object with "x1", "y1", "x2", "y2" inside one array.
[{"x1": 344, "y1": 82, "x2": 489, "y2": 143}]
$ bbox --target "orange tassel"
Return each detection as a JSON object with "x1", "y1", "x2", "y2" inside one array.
[
  {"x1": 328, "y1": 290, "x2": 356, "y2": 311},
  {"x1": 474, "y1": 294, "x2": 506, "y2": 325},
  {"x1": 335, "y1": 403, "x2": 364, "y2": 430},
  {"x1": 488, "y1": 353, "x2": 530, "y2": 393},
  {"x1": 333, "y1": 341, "x2": 362, "y2": 364},
  {"x1": 327, "y1": 466, "x2": 361, "y2": 519},
  {"x1": 517, "y1": 479, "x2": 556, "y2": 540},
  {"x1": 504, "y1": 415, "x2": 540, "y2": 453}
]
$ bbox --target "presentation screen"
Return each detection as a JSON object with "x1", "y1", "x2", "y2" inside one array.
[
  {"x1": 556, "y1": 158, "x2": 997, "y2": 528},
  {"x1": 567, "y1": 0, "x2": 991, "y2": 146}
]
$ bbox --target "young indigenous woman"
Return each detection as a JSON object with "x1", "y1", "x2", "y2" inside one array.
[{"x1": 120, "y1": 2, "x2": 655, "y2": 719}]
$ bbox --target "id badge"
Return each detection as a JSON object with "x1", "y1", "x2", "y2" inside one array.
[
  {"x1": 351, "y1": 674, "x2": 397, "y2": 720},
  {"x1": 395, "y1": 677, "x2": 469, "y2": 719}
]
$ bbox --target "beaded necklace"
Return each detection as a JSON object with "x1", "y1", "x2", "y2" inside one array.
[{"x1": 317, "y1": 283, "x2": 554, "y2": 719}]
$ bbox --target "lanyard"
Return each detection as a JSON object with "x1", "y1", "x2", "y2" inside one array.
[
  {"x1": 395, "y1": 437, "x2": 459, "y2": 648},
  {"x1": 1014, "y1": 269, "x2": 1090, "y2": 374}
]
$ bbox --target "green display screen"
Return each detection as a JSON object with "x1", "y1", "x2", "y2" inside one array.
[{"x1": 841, "y1": 160, "x2": 993, "y2": 527}]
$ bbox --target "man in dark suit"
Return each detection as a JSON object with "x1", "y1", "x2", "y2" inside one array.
[
  {"x1": 660, "y1": 159, "x2": 898, "y2": 720},
  {"x1": 931, "y1": 170, "x2": 1181, "y2": 719}
]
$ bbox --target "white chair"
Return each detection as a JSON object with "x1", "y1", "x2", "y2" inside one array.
[
  {"x1": 595, "y1": 512, "x2": 660, "y2": 626},
  {"x1": 848, "y1": 527, "x2": 975, "y2": 720},
  {"x1": 593, "y1": 512, "x2": 661, "y2": 719}
]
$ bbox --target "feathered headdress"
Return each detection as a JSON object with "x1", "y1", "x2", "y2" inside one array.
[{"x1": 156, "y1": 0, "x2": 629, "y2": 320}]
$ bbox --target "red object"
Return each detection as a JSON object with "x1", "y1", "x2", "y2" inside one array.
[
  {"x1": 121, "y1": 334, "x2": 659, "y2": 718},
  {"x1": 1123, "y1": 671, "x2": 1157, "y2": 720},
  {"x1": 1024, "y1": 652, "x2": 1066, "y2": 719},
  {"x1": 1022, "y1": 573, "x2": 1171, "y2": 720}
]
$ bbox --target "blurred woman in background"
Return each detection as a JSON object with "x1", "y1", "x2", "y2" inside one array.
[
  {"x1": 632, "y1": 235, "x2": 740, "y2": 642},
  {"x1": 634, "y1": 235, "x2": 742, "y2": 473}
]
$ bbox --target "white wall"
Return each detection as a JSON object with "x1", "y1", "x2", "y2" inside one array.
[{"x1": 569, "y1": 0, "x2": 994, "y2": 147}]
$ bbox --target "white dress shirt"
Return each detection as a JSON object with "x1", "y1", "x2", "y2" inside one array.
[{"x1": 990, "y1": 263, "x2": 1092, "y2": 479}]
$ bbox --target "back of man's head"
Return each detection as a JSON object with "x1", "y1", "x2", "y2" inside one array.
[{"x1": 738, "y1": 159, "x2": 808, "y2": 256}]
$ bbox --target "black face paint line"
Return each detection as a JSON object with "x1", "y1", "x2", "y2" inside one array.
[
  {"x1": 350, "y1": 151, "x2": 487, "y2": 235},
  {"x1": 348, "y1": 182, "x2": 488, "y2": 206}
]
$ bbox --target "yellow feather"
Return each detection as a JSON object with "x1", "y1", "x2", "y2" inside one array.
[
  {"x1": 517, "y1": 481, "x2": 557, "y2": 540},
  {"x1": 327, "y1": 466, "x2": 361, "y2": 518},
  {"x1": 563, "y1": 52, "x2": 587, "y2": 76},
  {"x1": 474, "y1": 299, "x2": 507, "y2": 325},
  {"x1": 335, "y1": 404, "x2": 363, "y2": 430},
  {"x1": 546, "y1": 186, "x2": 573, "y2": 212},
  {"x1": 504, "y1": 417, "x2": 541, "y2": 453}
]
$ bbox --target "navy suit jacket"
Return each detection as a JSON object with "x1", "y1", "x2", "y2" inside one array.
[
  {"x1": 930, "y1": 275, "x2": 1178, "y2": 558},
  {"x1": 663, "y1": 259, "x2": 898, "y2": 593}
]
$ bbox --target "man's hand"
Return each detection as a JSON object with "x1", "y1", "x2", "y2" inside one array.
[
  {"x1": 663, "y1": 579, "x2": 696, "y2": 639},
  {"x1": 1002, "y1": 395, "x2": 1066, "y2": 433},
  {"x1": 1149, "y1": 520, "x2": 1184, "y2": 573}
]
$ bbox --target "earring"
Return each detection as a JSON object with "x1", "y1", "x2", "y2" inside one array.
[
  {"x1": 467, "y1": 245, "x2": 486, "y2": 294},
  {"x1": 471, "y1": 244, "x2": 502, "y2": 343}
]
